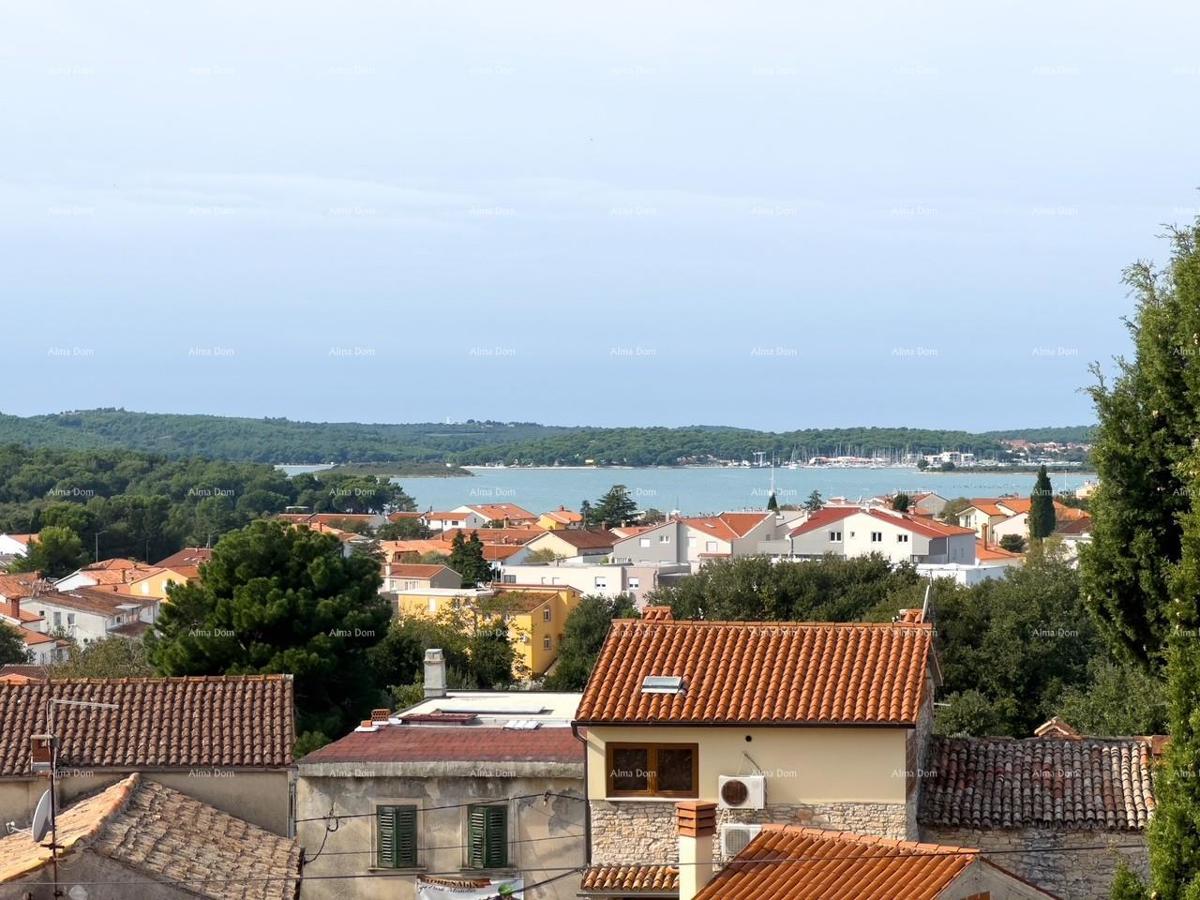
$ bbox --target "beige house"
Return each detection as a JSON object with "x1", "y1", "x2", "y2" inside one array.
[
  {"x1": 523, "y1": 528, "x2": 616, "y2": 561},
  {"x1": 573, "y1": 607, "x2": 938, "y2": 896},
  {"x1": 297, "y1": 652, "x2": 585, "y2": 900},
  {"x1": 382, "y1": 563, "x2": 462, "y2": 593},
  {"x1": 0, "y1": 675, "x2": 296, "y2": 836}
]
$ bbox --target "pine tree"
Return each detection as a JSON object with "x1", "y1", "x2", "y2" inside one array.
[
  {"x1": 590, "y1": 485, "x2": 638, "y2": 527},
  {"x1": 1028, "y1": 466, "x2": 1056, "y2": 541},
  {"x1": 804, "y1": 490, "x2": 824, "y2": 512},
  {"x1": 766, "y1": 492, "x2": 779, "y2": 512},
  {"x1": 449, "y1": 530, "x2": 495, "y2": 586}
]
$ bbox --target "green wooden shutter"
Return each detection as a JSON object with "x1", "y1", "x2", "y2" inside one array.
[
  {"x1": 394, "y1": 806, "x2": 418, "y2": 867},
  {"x1": 377, "y1": 806, "x2": 397, "y2": 868},
  {"x1": 468, "y1": 805, "x2": 508, "y2": 869},
  {"x1": 377, "y1": 805, "x2": 418, "y2": 868}
]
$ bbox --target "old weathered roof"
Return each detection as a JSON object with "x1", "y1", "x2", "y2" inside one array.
[
  {"x1": 694, "y1": 826, "x2": 994, "y2": 900},
  {"x1": 575, "y1": 617, "x2": 933, "y2": 726},
  {"x1": 582, "y1": 864, "x2": 679, "y2": 895},
  {"x1": 0, "y1": 773, "x2": 301, "y2": 899},
  {"x1": 919, "y1": 736, "x2": 1156, "y2": 831},
  {"x1": 300, "y1": 724, "x2": 582, "y2": 765},
  {"x1": 0, "y1": 675, "x2": 294, "y2": 776}
]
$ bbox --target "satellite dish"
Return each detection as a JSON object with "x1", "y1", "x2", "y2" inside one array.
[{"x1": 31, "y1": 790, "x2": 52, "y2": 843}]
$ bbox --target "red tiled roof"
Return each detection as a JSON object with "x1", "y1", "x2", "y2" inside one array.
[
  {"x1": 543, "y1": 507, "x2": 584, "y2": 524},
  {"x1": 387, "y1": 564, "x2": 457, "y2": 578},
  {"x1": 582, "y1": 865, "x2": 679, "y2": 894},
  {"x1": 31, "y1": 587, "x2": 152, "y2": 616},
  {"x1": 532, "y1": 528, "x2": 616, "y2": 550},
  {"x1": 0, "y1": 675, "x2": 295, "y2": 776},
  {"x1": 466, "y1": 503, "x2": 538, "y2": 521},
  {"x1": 0, "y1": 573, "x2": 45, "y2": 599},
  {"x1": 575, "y1": 618, "x2": 933, "y2": 726},
  {"x1": 442, "y1": 527, "x2": 547, "y2": 546},
  {"x1": 976, "y1": 540, "x2": 1022, "y2": 561},
  {"x1": 920, "y1": 736, "x2": 1155, "y2": 831},
  {"x1": 299, "y1": 725, "x2": 583, "y2": 765},
  {"x1": 151, "y1": 547, "x2": 212, "y2": 579},
  {"x1": 694, "y1": 826, "x2": 983, "y2": 900},
  {"x1": 788, "y1": 507, "x2": 859, "y2": 537},
  {"x1": 684, "y1": 512, "x2": 769, "y2": 544}
]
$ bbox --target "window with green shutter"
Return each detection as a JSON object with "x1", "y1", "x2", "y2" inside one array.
[
  {"x1": 467, "y1": 804, "x2": 508, "y2": 869},
  {"x1": 377, "y1": 805, "x2": 418, "y2": 868}
]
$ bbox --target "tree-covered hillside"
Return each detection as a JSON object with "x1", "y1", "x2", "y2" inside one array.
[{"x1": 0, "y1": 409, "x2": 1094, "y2": 466}]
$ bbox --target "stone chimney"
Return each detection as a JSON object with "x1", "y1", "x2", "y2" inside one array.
[
  {"x1": 676, "y1": 800, "x2": 716, "y2": 900},
  {"x1": 424, "y1": 648, "x2": 447, "y2": 698}
]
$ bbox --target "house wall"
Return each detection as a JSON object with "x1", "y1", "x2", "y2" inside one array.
[
  {"x1": 920, "y1": 825, "x2": 1148, "y2": 900},
  {"x1": 20, "y1": 600, "x2": 111, "y2": 644},
  {"x1": 499, "y1": 565, "x2": 627, "y2": 599},
  {"x1": 730, "y1": 517, "x2": 779, "y2": 556},
  {"x1": 296, "y1": 769, "x2": 585, "y2": 900},
  {"x1": 991, "y1": 513, "x2": 1030, "y2": 543},
  {"x1": 612, "y1": 522, "x2": 685, "y2": 565},
  {"x1": 4, "y1": 850, "x2": 203, "y2": 900},
  {"x1": 584, "y1": 724, "x2": 913, "y2": 865},
  {"x1": 0, "y1": 768, "x2": 293, "y2": 836},
  {"x1": 127, "y1": 569, "x2": 189, "y2": 600}
]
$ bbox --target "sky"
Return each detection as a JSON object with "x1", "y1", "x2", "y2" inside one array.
[{"x1": 2, "y1": 0, "x2": 1198, "y2": 432}]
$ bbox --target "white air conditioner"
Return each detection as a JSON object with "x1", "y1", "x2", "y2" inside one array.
[
  {"x1": 720, "y1": 823, "x2": 763, "y2": 858},
  {"x1": 718, "y1": 774, "x2": 765, "y2": 810}
]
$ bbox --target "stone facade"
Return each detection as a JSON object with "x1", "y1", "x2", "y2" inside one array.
[
  {"x1": 590, "y1": 800, "x2": 909, "y2": 866},
  {"x1": 920, "y1": 825, "x2": 1148, "y2": 900}
]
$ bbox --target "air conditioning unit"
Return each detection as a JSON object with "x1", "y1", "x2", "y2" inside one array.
[
  {"x1": 718, "y1": 774, "x2": 765, "y2": 810},
  {"x1": 720, "y1": 823, "x2": 763, "y2": 858}
]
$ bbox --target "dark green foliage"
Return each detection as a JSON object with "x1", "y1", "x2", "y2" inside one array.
[
  {"x1": 803, "y1": 490, "x2": 824, "y2": 512},
  {"x1": 293, "y1": 473, "x2": 414, "y2": 515},
  {"x1": 1028, "y1": 465, "x2": 1056, "y2": 540},
  {"x1": 1057, "y1": 659, "x2": 1168, "y2": 736},
  {"x1": 448, "y1": 531, "x2": 496, "y2": 586},
  {"x1": 588, "y1": 485, "x2": 639, "y2": 527},
  {"x1": 651, "y1": 555, "x2": 925, "y2": 623},
  {"x1": 7, "y1": 525, "x2": 87, "y2": 578},
  {"x1": 147, "y1": 519, "x2": 390, "y2": 749},
  {"x1": 998, "y1": 534, "x2": 1027, "y2": 553},
  {"x1": 934, "y1": 553, "x2": 1099, "y2": 736},
  {"x1": 940, "y1": 497, "x2": 971, "y2": 523},
  {"x1": 0, "y1": 624, "x2": 28, "y2": 665},
  {"x1": 766, "y1": 493, "x2": 779, "y2": 512},
  {"x1": 544, "y1": 594, "x2": 639, "y2": 690},
  {"x1": 891, "y1": 493, "x2": 910, "y2": 513},
  {"x1": 468, "y1": 621, "x2": 518, "y2": 688},
  {"x1": 1082, "y1": 224, "x2": 1200, "y2": 665},
  {"x1": 53, "y1": 638, "x2": 155, "y2": 679},
  {"x1": 1110, "y1": 863, "x2": 1150, "y2": 899},
  {"x1": 0, "y1": 409, "x2": 1092, "y2": 467}
]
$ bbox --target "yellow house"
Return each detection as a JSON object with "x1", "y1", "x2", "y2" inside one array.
[
  {"x1": 537, "y1": 507, "x2": 584, "y2": 531},
  {"x1": 120, "y1": 566, "x2": 195, "y2": 601},
  {"x1": 573, "y1": 607, "x2": 938, "y2": 884},
  {"x1": 391, "y1": 585, "x2": 582, "y2": 679}
]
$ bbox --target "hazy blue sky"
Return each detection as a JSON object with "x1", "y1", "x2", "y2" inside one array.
[{"x1": 3, "y1": 1, "x2": 1198, "y2": 431}]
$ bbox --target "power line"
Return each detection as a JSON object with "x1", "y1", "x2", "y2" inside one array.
[{"x1": 294, "y1": 790, "x2": 584, "y2": 823}]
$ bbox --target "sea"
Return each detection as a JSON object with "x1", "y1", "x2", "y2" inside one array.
[{"x1": 275, "y1": 465, "x2": 1094, "y2": 516}]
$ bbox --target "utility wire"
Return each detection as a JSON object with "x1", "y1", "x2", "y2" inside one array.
[{"x1": 294, "y1": 791, "x2": 584, "y2": 823}]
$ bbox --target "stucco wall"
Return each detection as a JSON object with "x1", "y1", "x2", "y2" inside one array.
[
  {"x1": 0, "y1": 768, "x2": 292, "y2": 836},
  {"x1": 920, "y1": 825, "x2": 1148, "y2": 900},
  {"x1": 0, "y1": 850, "x2": 205, "y2": 900},
  {"x1": 585, "y1": 725, "x2": 911, "y2": 805},
  {"x1": 297, "y1": 769, "x2": 585, "y2": 900}
]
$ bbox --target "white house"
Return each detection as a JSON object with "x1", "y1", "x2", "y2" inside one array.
[
  {"x1": 0, "y1": 533, "x2": 35, "y2": 559},
  {"x1": 611, "y1": 513, "x2": 781, "y2": 570},
  {"x1": 20, "y1": 587, "x2": 159, "y2": 645},
  {"x1": 423, "y1": 509, "x2": 489, "y2": 532},
  {"x1": 788, "y1": 507, "x2": 977, "y2": 565},
  {"x1": 496, "y1": 561, "x2": 690, "y2": 605}
]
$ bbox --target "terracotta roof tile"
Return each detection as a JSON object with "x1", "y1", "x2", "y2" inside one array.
[
  {"x1": 919, "y1": 736, "x2": 1156, "y2": 831},
  {"x1": 387, "y1": 564, "x2": 457, "y2": 578},
  {"x1": 299, "y1": 725, "x2": 582, "y2": 765},
  {"x1": 0, "y1": 676, "x2": 294, "y2": 776},
  {"x1": 694, "y1": 826, "x2": 986, "y2": 900},
  {"x1": 582, "y1": 864, "x2": 679, "y2": 894},
  {"x1": 575, "y1": 619, "x2": 933, "y2": 725},
  {"x1": 531, "y1": 528, "x2": 617, "y2": 550},
  {"x1": 0, "y1": 774, "x2": 301, "y2": 899}
]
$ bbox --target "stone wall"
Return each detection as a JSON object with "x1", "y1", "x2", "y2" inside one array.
[
  {"x1": 590, "y1": 800, "x2": 909, "y2": 865},
  {"x1": 921, "y1": 825, "x2": 1148, "y2": 900}
]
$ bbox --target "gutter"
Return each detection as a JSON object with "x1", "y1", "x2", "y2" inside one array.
[{"x1": 572, "y1": 722, "x2": 592, "y2": 867}]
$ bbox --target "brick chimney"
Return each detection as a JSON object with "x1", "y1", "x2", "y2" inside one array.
[
  {"x1": 424, "y1": 648, "x2": 447, "y2": 698},
  {"x1": 5, "y1": 596, "x2": 20, "y2": 623},
  {"x1": 676, "y1": 801, "x2": 716, "y2": 900}
]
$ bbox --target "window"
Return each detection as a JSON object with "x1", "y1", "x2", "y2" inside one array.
[
  {"x1": 467, "y1": 805, "x2": 508, "y2": 869},
  {"x1": 594, "y1": 577, "x2": 608, "y2": 590},
  {"x1": 628, "y1": 577, "x2": 640, "y2": 590},
  {"x1": 543, "y1": 635, "x2": 552, "y2": 650},
  {"x1": 828, "y1": 531, "x2": 841, "y2": 541},
  {"x1": 870, "y1": 532, "x2": 883, "y2": 543},
  {"x1": 705, "y1": 541, "x2": 718, "y2": 553},
  {"x1": 53, "y1": 612, "x2": 62, "y2": 628},
  {"x1": 659, "y1": 535, "x2": 670, "y2": 544},
  {"x1": 897, "y1": 534, "x2": 909, "y2": 543},
  {"x1": 606, "y1": 743, "x2": 698, "y2": 798},
  {"x1": 543, "y1": 607, "x2": 552, "y2": 622},
  {"x1": 639, "y1": 537, "x2": 650, "y2": 548},
  {"x1": 376, "y1": 805, "x2": 418, "y2": 868}
]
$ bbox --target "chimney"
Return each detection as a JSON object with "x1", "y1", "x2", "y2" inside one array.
[
  {"x1": 424, "y1": 648, "x2": 447, "y2": 698},
  {"x1": 676, "y1": 801, "x2": 716, "y2": 900},
  {"x1": 6, "y1": 597, "x2": 20, "y2": 622}
]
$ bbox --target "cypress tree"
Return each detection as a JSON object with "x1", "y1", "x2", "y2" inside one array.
[
  {"x1": 1082, "y1": 221, "x2": 1200, "y2": 666},
  {"x1": 1028, "y1": 466, "x2": 1056, "y2": 541}
]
